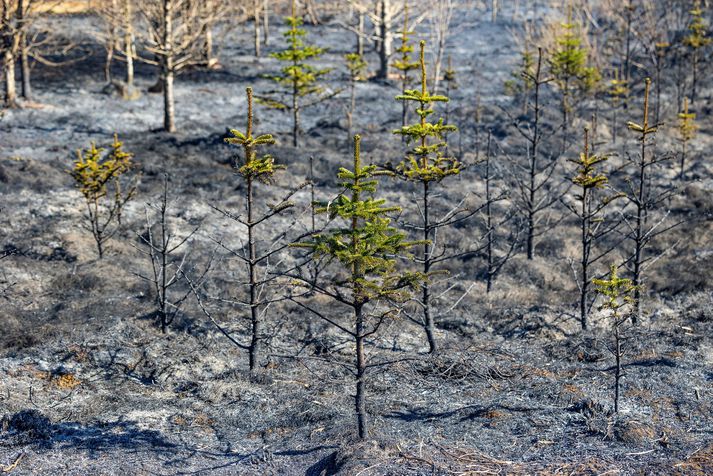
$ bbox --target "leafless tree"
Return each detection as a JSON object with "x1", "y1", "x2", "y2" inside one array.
[
  {"x1": 505, "y1": 48, "x2": 567, "y2": 260},
  {"x1": 480, "y1": 131, "x2": 519, "y2": 292},
  {"x1": 135, "y1": 174, "x2": 200, "y2": 334},
  {"x1": 136, "y1": 0, "x2": 220, "y2": 132},
  {"x1": 348, "y1": 0, "x2": 412, "y2": 80},
  {"x1": 1, "y1": 0, "x2": 20, "y2": 107},
  {"x1": 426, "y1": 0, "x2": 457, "y2": 93}
]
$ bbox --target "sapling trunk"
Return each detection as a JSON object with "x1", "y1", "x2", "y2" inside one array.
[
  {"x1": 485, "y1": 131, "x2": 494, "y2": 293},
  {"x1": 594, "y1": 266, "x2": 635, "y2": 413}
]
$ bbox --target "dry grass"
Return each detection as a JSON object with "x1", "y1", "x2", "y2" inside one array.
[
  {"x1": 36, "y1": 1, "x2": 92, "y2": 14},
  {"x1": 674, "y1": 444, "x2": 713, "y2": 475},
  {"x1": 53, "y1": 373, "x2": 81, "y2": 390}
]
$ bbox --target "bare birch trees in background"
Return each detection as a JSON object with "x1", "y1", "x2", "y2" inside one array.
[
  {"x1": 135, "y1": 0, "x2": 220, "y2": 132},
  {"x1": 1, "y1": 0, "x2": 68, "y2": 106}
]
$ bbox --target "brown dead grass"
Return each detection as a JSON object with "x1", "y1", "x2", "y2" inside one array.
[
  {"x1": 674, "y1": 444, "x2": 713, "y2": 475},
  {"x1": 36, "y1": 1, "x2": 92, "y2": 14},
  {"x1": 53, "y1": 373, "x2": 82, "y2": 389},
  {"x1": 399, "y1": 445, "x2": 626, "y2": 476}
]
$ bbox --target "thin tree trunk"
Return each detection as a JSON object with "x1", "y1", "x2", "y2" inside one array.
[
  {"x1": 262, "y1": 0, "x2": 269, "y2": 46},
  {"x1": 163, "y1": 68, "x2": 176, "y2": 132},
  {"x1": 614, "y1": 320, "x2": 621, "y2": 412},
  {"x1": 355, "y1": 304, "x2": 367, "y2": 439},
  {"x1": 162, "y1": 0, "x2": 176, "y2": 132},
  {"x1": 253, "y1": 0, "x2": 261, "y2": 57},
  {"x1": 124, "y1": 0, "x2": 134, "y2": 86},
  {"x1": 632, "y1": 82, "x2": 651, "y2": 324},
  {"x1": 3, "y1": 50, "x2": 17, "y2": 108},
  {"x1": 247, "y1": 175, "x2": 261, "y2": 371},
  {"x1": 485, "y1": 131, "x2": 494, "y2": 293},
  {"x1": 526, "y1": 51, "x2": 543, "y2": 260},
  {"x1": 423, "y1": 181, "x2": 437, "y2": 353},
  {"x1": 17, "y1": 0, "x2": 30, "y2": 100},
  {"x1": 580, "y1": 186, "x2": 589, "y2": 330},
  {"x1": 377, "y1": 0, "x2": 391, "y2": 80}
]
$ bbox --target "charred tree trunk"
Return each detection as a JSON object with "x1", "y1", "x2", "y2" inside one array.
[
  {"x1": 247, "y1": 174, "x2": 261, "y2": 372},
  {"x1": 526, "y1": 50, "x2": 543, "y2": 260},
  {"x1": 377, "y1": 0, "x2": 391, "y2": 80},
  {"x1": 354, "y1": 303, "x2": 367, "y2": 439},
  {"x1": 423, "y1": 181, "x2": 436, "y2": 353}
]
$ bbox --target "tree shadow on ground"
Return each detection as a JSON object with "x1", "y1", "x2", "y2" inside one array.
[
  {"x1": 2, "y1": 410, "x2": 175, "y2": 458},
  {"x1": 387, "y1": 403, "x2": 541, "y2": 423}
]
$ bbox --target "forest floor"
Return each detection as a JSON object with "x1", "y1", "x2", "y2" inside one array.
[{"x1": 1, "y1": 4, "x2": 712, "y2": 475}]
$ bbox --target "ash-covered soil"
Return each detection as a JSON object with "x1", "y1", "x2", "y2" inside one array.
[{"x1": 1, "y1": 3, "x2": 712, "y2": 475}]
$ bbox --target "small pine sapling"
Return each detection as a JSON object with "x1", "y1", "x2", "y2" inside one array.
[
  {"x1": 219, "y1": 86, "x2": 296, "y2": 372},
  {"x1": 71, "y1": 134, "x2": 137, "y2": 259},
  {"x1": 135, "y1": 174, "x2": 200, "y2": 334},
  {"x1": 676, "y1": 97, "x2": 697, "y2": 180},
  {"x1": 189, "y1": 87, "x2": 304, "y2": 374},
  {"x1": 565, "y1": 128, "x2": 622, "y2": 330},
  {"x1": 624, "y1": 78, "x2": 678, "y2": 324},
  {"x1": 392, "y1": 40, "x2": 460, "y2": 354},
  {"x1": 548, "y1": 7, "x2": 600, "y2": 152},
  {"x1": 682, "y1": 0, "x2": 711, "y2": 104},
  {"x1": 593, "y1": 264, "x2": 636, "y2": 413},
  {"x1": 392, "y1": 3, "x2": 420, "y2": 128},
  {"x1": 294, "y1": 134, "x2": 422, "y2": 439},
  {"x1": 261, "y1": 0, "x2": 336, "y2": 147},
  {"x1": 345, "y1": 52, "x2": 367, "y2": 141}
]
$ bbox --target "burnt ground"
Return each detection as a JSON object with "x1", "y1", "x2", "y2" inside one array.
[{"x1": 1, "y1": 3, "x2": 712, "y2": 475}]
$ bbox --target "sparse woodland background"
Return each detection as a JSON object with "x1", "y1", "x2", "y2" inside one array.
[{"x1": 0, "y1": 0, "x2": 712, "y2": 474}]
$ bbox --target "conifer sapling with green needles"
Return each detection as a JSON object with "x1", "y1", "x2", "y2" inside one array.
[
  {"x1": 683, "y1": 0, "x2": 711, "y2": 104},
  {"x1": 293, "y1": 134, "x2": 423, "y2": 439},
  {"x1": 392, "y1": 40, "x2": 467, "y2": 354},
  {"x1": 71, "y1": 134, "x2": 137, "y2": 259},
  {"x1": 565, "y1": 127, "x2": 622, "y2": 330},
  {"x1": 623, "y1": 78, "x2": 678, "y2": 324},
  {"x1": 260, "y1": 0, "x2": 337, "y2": 147},
  {"x1": 392, "y1": 3, "x2": 420, "y2": 128},
  {"x1": 548, "y1": 7, "x2": 600, "y2": 153},
  {"x1": 594, "y1": 264, "x2": 636, "y2": 413},
  {"x1": 192, "y1": 87, "x2": 303, "y2": 373}
]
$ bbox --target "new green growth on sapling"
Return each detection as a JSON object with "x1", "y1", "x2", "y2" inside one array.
[{"x1": 71, "y1": 134, "x2": 137, "y2": 259}]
